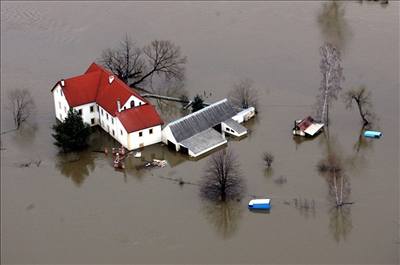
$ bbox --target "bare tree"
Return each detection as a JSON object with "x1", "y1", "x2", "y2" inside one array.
[
  {"x1": 343, "y1": 85, "x2": 375, "y2": 126},
  {"x1": 132, "y1": 40, "x2": 187, "y2": 87},
  {"x1": 100, "y1": 35, "x2": 187, "y2": 91},
  {"x1": 263, "y1": 152, "x2": 274, "y2": 168},
  {"x1": 7, "y1": 89, "x2": 36, "y2": 129},
  {"x1": 316, "y1": 43, "x2": 344, "y2": 125},
  {"x1": 200, "y1": 148, "x2": 245, "y2": 201},
  {"x1": 100, "y1": 34, "x2": 145, "y2": 84},
  {"x1": 228, "y1": 78, "x2": 258, "y2": 110}
]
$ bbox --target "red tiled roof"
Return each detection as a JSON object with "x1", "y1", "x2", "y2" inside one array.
[
  {"x1": 85, "y1": 62, "x2": 107, "y2": 74},
  {"x1": 54, "y1": 63, "x2": 162, "y2": 132},
  {"x1": 62, "y1": 71, "x2": 101, "y2": 107},
  {"x1": 117, "y1": 104, "x2": 164, "y2": 133},
  {"x1": 298, "y1": 116, "x2": 314, "y2": 131}
]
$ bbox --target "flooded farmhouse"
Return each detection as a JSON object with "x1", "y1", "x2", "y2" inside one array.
[{"x1": 1, "y1": 1, "x2": 398, "y2": 264}]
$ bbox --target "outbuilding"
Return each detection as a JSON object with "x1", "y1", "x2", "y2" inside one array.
[{"x1": 162, "y1": 99, "x2": 248, "y2": 157}]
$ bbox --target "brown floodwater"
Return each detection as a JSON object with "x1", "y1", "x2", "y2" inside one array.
[{"x1": 1, "y1": 1, "x2": 399, "y2": 264}]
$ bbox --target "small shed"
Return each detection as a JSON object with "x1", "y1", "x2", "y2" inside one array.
[{"x1": 293, "y1": 116, "x2": 324, "y2": 137}]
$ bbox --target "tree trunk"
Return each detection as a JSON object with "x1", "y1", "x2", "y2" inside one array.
[{"x1": 355, "y1": 97, "x2": 369, "y2": 125}]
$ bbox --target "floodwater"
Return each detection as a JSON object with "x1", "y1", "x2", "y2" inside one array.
[{"x1": 1, "y1": 1, "x2": 399, "y2": 264}]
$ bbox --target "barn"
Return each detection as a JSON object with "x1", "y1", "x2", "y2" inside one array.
[{"x1": 162, "y1": 99, "x2": 248, "y2": 157}]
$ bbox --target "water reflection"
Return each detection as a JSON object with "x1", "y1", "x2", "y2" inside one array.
[
  {"x1": 317, "y1": 1, "x2": 352, "y2": 51},
  {"x1": 317, "y1": 134, "x2": 354, "y2": 241},
  {"x1": 328, "y1": 205, "x2": 353, "y2": 242},
  {"x1": 56, "y1": 151, "x2": 95, "y2": 187},
  {"x1": 201, "y1": 200, "x2": 243, "y2": 239},
  {"x1": 10, "y1": 123, "x2": 38, "y2": 148},
  {"x1": 353, "y1": 125, "x2": 374, "y2": 153}
]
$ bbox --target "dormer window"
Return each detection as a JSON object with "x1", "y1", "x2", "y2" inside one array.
[
  {"x1": 108, "y1": 75, "x2": 115, "y2": 84},
  {"x1": 130, "y1": 101, "x2": 135, "y2": 108}
]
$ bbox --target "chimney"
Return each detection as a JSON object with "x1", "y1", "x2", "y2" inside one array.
[
  {"x1": 117, "y1": 98, "x2": 121, "y2": 112},
  {"x1": 108, "y1": 75, "x2": 115, "y2": 84},
  {"x1": 60, "y1": 79, "x2": 65, "y2": 87}
]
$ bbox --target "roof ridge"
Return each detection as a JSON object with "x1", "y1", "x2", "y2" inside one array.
[{"x1": 168, "y1": 98, "x2": 228, "y2": 126}]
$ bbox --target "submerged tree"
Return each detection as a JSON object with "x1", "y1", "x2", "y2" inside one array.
[
  {"x1": 52, "y1": 109, "x2": 92, "y2": 152},
  {"x1": 228, "y1": 78, "x2": 258, "y2": 110},
  {"x1": 191, "y1": 94, "x2": 205, "y2": 113},
  {"x1": 343, "y1": 85, "x2": 375, "y2": 126},
  {"x1": 200, "y1": 149, "x2": 245, "y2": 201},
  {"x1": 263, "y1": 152, "x2": 274, "y2": 168},
  {"x1": 100, "y1": 35, "x2": 187, "y2": 90},
  {"x1": 7, "y1": 89, "x2": 36, "y2": 129},
  {"x1": 316, "y1": 43, "x2": 344, "y2": 125}
]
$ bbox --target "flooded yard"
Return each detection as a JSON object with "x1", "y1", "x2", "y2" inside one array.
[{"x1": 1, "y1": 1, "x2": 399, "y2": 264}]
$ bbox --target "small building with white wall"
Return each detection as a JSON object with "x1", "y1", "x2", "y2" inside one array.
[{"x1": 51, "y1": 63, "x2": 164, "y2": 150}]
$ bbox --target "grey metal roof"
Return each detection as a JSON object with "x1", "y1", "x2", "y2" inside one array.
[
  {"x1": 223, "y1": 118, "x2": 247, "y2": 135},
  {"x1": 180, "y1": 128, "x2": 226, "y2": 156},
  {"x1": 168, "y1": 99, "x2": 238, "y2": 142}
]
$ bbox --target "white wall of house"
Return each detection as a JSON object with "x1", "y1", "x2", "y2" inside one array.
[
  {"x1": 128, "y1": 125, "x2": 162, "y2": 150},
  {"x1": 53, "y1": 86, "x2": 161, "y2": 150},
  {"x1": 52, "y1": 84, "x2": 70, "y2": 121},
  {"x1": 120, "y1": 95, "x2": 145, "y2": 111},
  {"x1": 72, "y1": 102, "x2": 99, "y2": 126},
  {"x1": 98, "y1": 105, "x2": 116, "y2": 135},
  {"x1": 161, "y1": 126, "x2": 180, "y2": 151},
  {"x1": 221, "y1": 122, "x2": 246, "y2": 137},
  {"x1": 114, "y1": 118, "x2": 129, "y2": 148}
]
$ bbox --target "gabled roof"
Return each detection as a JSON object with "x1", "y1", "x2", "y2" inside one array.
[
  {"x1": 117, "y1": 104, "x2": 164, "y2": 133},
  {"x1": 52, "y1": 63, "x2": 163, "y2": 132},
  {"x1": 61, "y1": 71, "x2": 102, "y2": 107},
  {"x1": 168, "y1": 99, "x2": 238, "y2": 142},
  {"x1": 54, "y1": 63, "x2": 147, "y2": 114},
  {"x1": 179, "y1": 128, "x2": 226, "y2": 157}
]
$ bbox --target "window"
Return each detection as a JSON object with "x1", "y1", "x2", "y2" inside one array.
[
  {"x1": 149, "y1": 128, "x2": 153, "y2": 134},
  {"x1": 90, "y1": 106, "x2": 94, "y2": 112},
  {"x1": 91, "y1": 118, "x2": 95, "y2": 125},
  {"x1": 106, "y1": 113, "x2": 109, "y2": 120},
  {"x1": 78, "y1": 109, "x2": 82, "y2": 116},
  {"x1": 120, "y1": 130, "x2": 123, "y2": 135},
  {"x1": 130, "y1": 101, "x2": 135, "y2": 108},
  {"x1": 139, "y1": 131, "x2": 143, "y2": 137},
  {"x1": 60, "y1": 89, "x2": 63, "y2": 96},
  {"x1": 59, "y1": 102, "x2": 61, "y2": 109},
  {"x1": 97, "y1": 105, "x2": 99, "y2": 111},
  {"x1": 112, "y1": 130, "x2": 115, "y2": 136},
  {"x1": 101, "y1": 109, "x2": 103, "y2": 115},
  {"x1": 139, "y1": 102, "x2": 142, "y2": 106},
  {"x1": 112, "y1": 118, "x2": 114, "y2": 124}
]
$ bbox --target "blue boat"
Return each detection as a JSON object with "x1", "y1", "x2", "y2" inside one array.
[
  {"x1": 364, "y1": 130, "x2": 382, "y2": 139},
  {"x1": 248, "y1": 199, "x2": 271, "y2": 210}
]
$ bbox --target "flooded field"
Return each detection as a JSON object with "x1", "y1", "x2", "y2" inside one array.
[{"x1": 1, "y1": 1, "x2": 399, "y2": 264}]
